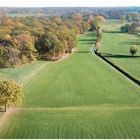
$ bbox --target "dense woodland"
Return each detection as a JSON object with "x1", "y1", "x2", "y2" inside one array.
[{"x1": 0, "y1": 14, "x2": 91, "y2": 68}]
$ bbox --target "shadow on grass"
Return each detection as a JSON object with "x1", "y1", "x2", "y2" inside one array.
[
  {"x1": 102, "y1": 53, "x2": 140, "y2": 58},
  {"x1": 80, "y1": 42, "x2": 95, "y2": 44},
  {"x1": 119, "y1": 41, "x2": 140, "y2": 46},
  {"x1": 76, "y1": 51, "x2": 90, "y2": 53},
  {"x1": 79, "y1": 38, "x2": 96, "y2": 42},
  {"x1": 105, "y1": 31, "x2": 122, "y2": 34},
  {"x1": 133, "y1": 42, "x2": 140, "y2": 45}
]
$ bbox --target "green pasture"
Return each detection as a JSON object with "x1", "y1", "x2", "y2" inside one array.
[
  {"x1": 101, "y1": 20, "x2": 140, "y2": 80},
  {"x1": 0, "y1": 32, "x2": 140, "y2": 138}
]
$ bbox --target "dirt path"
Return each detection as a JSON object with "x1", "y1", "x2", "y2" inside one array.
[
  {"x1": 0, "y1": 109, "x2": 17, "y2": 132},
  {"x1": 21, "y1": 63, "x2": 48, "y2": 85},
  {"x1": 13, "y1": 104, "x2": 140, "y2": 112}
]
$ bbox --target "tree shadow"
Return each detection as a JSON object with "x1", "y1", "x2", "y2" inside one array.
[
  {"x1": 119, "y1": 41, "x2": 140, "y2": 45},
  {"x1": 105, "y1": 31, "x2": 122, "y2": 34},
  {"x1": 79, "y1": 38, "x2": 96, "y2": 42},
  {"x1": 80, "y1": 42, "x2": 95, "y2": 44},
  {"x1": 133, "y1": 42, "x2": 140, "y2": 45},
  {"x1": 76, "y1": 51, "x2": 90, "y2": 53},
  {"x1": 102, "y1": 53, "x2": 140, "y2": 58}
]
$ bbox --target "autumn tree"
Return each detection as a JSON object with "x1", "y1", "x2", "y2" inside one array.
[
  {"x1": 96, "y1": 27, "x2": 103, "y2": 42},
  {"x1": 0, "y1": 80, "x2": 23, "y2": 112},
  {"x1": 54, "y1": 16, "x2": 62, "y2": 25},
  {"x1": 36, "y1": 32, "x2": 63, "y2": 57},
  {"x1": 95, "y1": 41, "x2": 101, "y2": 52},
  {"x1": 93, "y1": 16, "x2": 105, "y2": 29},
  {"x1": 15, "y1": 34, "x2": 37, "y2": 63},
  {"x1": 0, "y1": 47, "x2": 8, "y2": 67},
  {"x1": 67, "y1": 31, "x2": 77, "y2": 53},
  {"x1": 130, "y1": 45, "x2": 138, "y2": 56},
  {"x1": 88, "y1": 15, "x2": 96, "y2": 31},
  {"x1": 0, "y1": 16, "x2": 14, "y2": 26}
]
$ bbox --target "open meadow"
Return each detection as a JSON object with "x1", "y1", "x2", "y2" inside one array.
[
  {"x1": 0, "y1": 30, "x2": 140, "y2": 138},
  {"x1": 101, "y1": 20, "x2": 140, "y2": 80}
]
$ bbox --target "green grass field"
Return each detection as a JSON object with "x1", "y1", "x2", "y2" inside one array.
[
  {"x1": 101, "y1": 20, "x2": 140, "y2": 80},
  {"x1": 7, "y1": 13, "x2": 36, "y2": 17},
  {"x1": 102, "y1": 19, "x2": 123, "y2": 32},
  {"x1": 0, "y1": 32, "x2": 140, "y2": 138},
  {"x1": 0, "y1": 61, "x2": 50, "y2": 84}
]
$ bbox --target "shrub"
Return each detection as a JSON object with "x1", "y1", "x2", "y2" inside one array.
[
  {"x1": 130, "y1": 45, "x2": 138, "y2": 56},
  {"x1": 95, "y1": 41, "x2": 101, "y2": 52},
  {"x1": 67, "y1": 48, "x2": 72, "y2": 54},
  {"x1": 0, "y1": 80, "x2": 23, "y2": 112}
]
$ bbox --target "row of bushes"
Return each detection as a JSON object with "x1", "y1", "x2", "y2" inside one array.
[{"x1": 120, "y1": 22, "x2": 140, "y2": 34}]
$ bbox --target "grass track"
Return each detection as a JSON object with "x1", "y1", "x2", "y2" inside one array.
[
  {"x1": 0, "y1": 32, "x2": 140, "y2": 138},
  {"x1": 0, "y1": 61, "x2": 49, "y2": 84}
]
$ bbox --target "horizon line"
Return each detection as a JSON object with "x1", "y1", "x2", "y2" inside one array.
[{"x1": 0, "y1": 6, "x2": 139, "y2": 8}]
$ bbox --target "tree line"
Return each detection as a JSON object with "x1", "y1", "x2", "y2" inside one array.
[
  {"x1": 120, "y1": 12, "x2": 140, "y2": 34},
  {"x1": 0, "y1": 14, "x2": 90, "y2": 68}
]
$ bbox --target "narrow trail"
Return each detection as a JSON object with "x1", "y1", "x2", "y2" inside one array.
[
  {"x1": 0, "y1": 109, "x2": 17, "y2": 132},
  {"x1": 21, "y1": 63, "x2": 48, "y2": 85},
  {"x1": 13, "y1": 104, "x2": 140, "y2": 112}
]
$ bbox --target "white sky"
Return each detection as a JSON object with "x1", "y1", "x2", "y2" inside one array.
[{"x1": 0, "y1": 0, "x2": 140, "y2": 7}]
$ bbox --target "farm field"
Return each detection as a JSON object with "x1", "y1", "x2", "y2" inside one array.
[
  {"x1": 0, "y1": 32, "x2": 140, "y2": 138},
  {"x1": 101, "y1": 20, "x2": 140, "y2": 80},
  {"x1": 7, "y1": 13, "x2": 36, "y2": 17}
]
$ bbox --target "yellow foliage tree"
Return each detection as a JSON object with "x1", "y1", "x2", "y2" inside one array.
[
  {"x1": 94, "y1": 16, "x2": 106, "y2": 28},
  {"x1": 0, "y1": 80, "x2": 23, "y2": 112}
]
